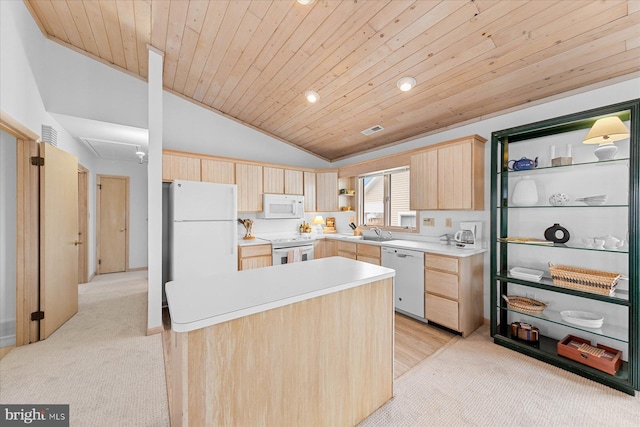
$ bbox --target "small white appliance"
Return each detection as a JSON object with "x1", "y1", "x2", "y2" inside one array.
[
  {"x1": 454, "y1": 221, "x2": 482, "y2": 249},
  {"x1": 170, "y1": 180, "x2": 238, "y2": 281},
  {"x1": 263, "y1": 236, "x2": 314, "y2": 265},
  {"x1": 260, "y1": 194, "x2": 304, "y2": 219}
]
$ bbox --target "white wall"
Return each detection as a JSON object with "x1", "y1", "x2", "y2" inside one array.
[{"x1": 0, "y1": 130, "x2": 17, "y2": 347}]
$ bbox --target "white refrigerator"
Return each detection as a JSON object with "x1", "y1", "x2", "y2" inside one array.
[{"x1": 170, "y1": 180, "x2": 238, "y2": 281}]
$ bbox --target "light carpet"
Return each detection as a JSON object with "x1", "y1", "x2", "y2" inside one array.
[
  {"x1": 359, "y1": 325, "x2": 640, "y2": 427},
  {"x1": 0, "y1": 271, "x2": 169, "y2": 427}
]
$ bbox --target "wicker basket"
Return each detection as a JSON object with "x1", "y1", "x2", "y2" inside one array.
[
  {"x1": 548, "y1": 262, "x2": 621, "y2": 295},
  {"x1": 502, "y1": 295, "x2": 547, "y2": 314}
]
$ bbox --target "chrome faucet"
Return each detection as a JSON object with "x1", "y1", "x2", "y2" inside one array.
[
  {"x1": 372, "y1": 227, "x2": 382, "y2": 238},
  {"x1": 385, "y1": 231, "x2": 393, "y2": 240}
]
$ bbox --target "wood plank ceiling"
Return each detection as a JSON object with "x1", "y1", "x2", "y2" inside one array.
[{"x1": 25, "y1": 0, "x2": 640, "y2": 161}]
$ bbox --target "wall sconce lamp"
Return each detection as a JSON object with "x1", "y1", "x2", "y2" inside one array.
[{"x1": 582, "y1": 116, "x2": 630, "y2": 161}]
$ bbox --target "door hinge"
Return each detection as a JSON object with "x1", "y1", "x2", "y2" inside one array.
[
  {"x1": 31, "y1": 156, "x2": 44, "y2": 166},
  {"x1": 31, "y1": 311, "x2": 44, "y2": 321},
  {"x1": 98, "y1": 259, "x2": 101, "y2": 265},
  {"x1": 98, "y1": 184, "x2": 102, "y2": 190}
]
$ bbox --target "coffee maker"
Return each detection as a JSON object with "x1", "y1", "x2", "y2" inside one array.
[{"x1": 454, "y1": 221, "x2": 482, "y2": 249}]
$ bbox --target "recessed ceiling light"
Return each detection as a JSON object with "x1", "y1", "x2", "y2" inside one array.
[
  {"x1": 397, "y1": 76, "x2": 416, "y2": 92},
  {"x1": 305, "y1": 90, "x2": 320, "y2": 103},
  {"x1": 297, "y1": 0, "x2": 314, "y2": 4}
]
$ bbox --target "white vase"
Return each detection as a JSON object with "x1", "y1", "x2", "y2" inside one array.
[{"x1": 512, "y1": 177, "x2": 538, "y2": 206}]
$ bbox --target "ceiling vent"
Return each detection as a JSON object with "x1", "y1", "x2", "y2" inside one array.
[
  {"x1": 361, "y1": 125, "x2": 384, "y2": 136},
  {"x1": 41, "y1": 125, "x2": 58, "y2": 146}
]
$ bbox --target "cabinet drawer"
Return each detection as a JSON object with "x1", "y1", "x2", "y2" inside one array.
[
  {"x1": 425, "y1": 269, "x2": 459, "y2": 299},
  {"x1": 239, "y1": 255, "x2": 272, "y2": 271},
  {"x1": 424, "y1": 253, "x2": 459, "y2": 274},
  {"x1": 336, "y1": 241, "x2": 357, "y2": 254},
  {"x1": 425, "y1": 294, "x2": 459, "y2": 331},
  {"x1": 337, "y1": 250, "x2": 357, "y2": 260},
  {"x1": 239, "y1": 244, "x2": 271, "y2": 258},
  {"x1": 357, "y1": 243, "x2": 380, "y2": 258},
  {"x1": 357, "y1": 255, "x2": 380, "y2": 265}
]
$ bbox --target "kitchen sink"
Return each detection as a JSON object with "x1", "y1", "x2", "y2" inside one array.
[{"x1": 361, "y1": 236, "x2": 395, "y2": 242}]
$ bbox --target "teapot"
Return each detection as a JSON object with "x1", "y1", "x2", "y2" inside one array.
[
  {"x1": 508, "y1": 157, "x2": 538, "y2": 171},
  {"x1": 599, "y1": 235, "x2": 624, "y2": 250}
]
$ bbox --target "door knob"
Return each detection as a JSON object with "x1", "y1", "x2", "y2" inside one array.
[
  {"x1": 120, "y1": 228, "x2": 126, "y2": 232},
  {"x1": 74, "y1": 240, "x2": 83, "y2": 246}
]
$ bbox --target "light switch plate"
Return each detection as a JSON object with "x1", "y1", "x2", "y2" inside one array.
[{"x1": 445, "y1": 218, "x2": 452, "y2": 227}]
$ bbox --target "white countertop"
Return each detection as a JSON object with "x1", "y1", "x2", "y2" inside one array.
[
  {"x1": 165, "y1": 257, "x2": 395, "y2": 333},
  {"x1": 240, "y1": 233, "x2": 487, "y2": 257}
]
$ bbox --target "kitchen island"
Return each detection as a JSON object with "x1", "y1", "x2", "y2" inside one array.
[{"x1": 164, "y1": 256, "x2": 395, "y2": 427}]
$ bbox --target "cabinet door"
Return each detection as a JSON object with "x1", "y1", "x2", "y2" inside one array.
[
  {"x1": 410, "y1": 149, "x2": 437, "y2": 210},
  {"x1": 162, "y1": 153, "x2": 201, "y2": 182},
  {"x1": 357, "y1": 255, "x2": 380, "y2": 265},
  {"x1": 284, "y1": 169, "x2": 304, "y2": 195},
  {"x1": 236, "y1": 163, "x2": 263, "y2": 212},
  {"x1": 201, "y1": 159, "x2": 235, "y2": 184},
  {"x1": 316, "y1": 172, "x2": 338, "y2": 211},
  {"x1": 437, "y1": 142, "x2": 472, "y2": 209},
  {"x1": 303, "y1": 171, "x2": 316, "y2": 212},
  {"x1": 263, "y1": 167, "x2": 284, "y2": 194}
]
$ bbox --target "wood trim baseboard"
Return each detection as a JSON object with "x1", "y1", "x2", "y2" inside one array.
[
  {"x1": 147, "y1": 325, "x2": 164, "y2": 336},
  {"x1": 128, "y1": 266, "x2": 148, "y2": 272}
]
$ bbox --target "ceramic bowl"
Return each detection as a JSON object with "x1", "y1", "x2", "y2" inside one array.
[{"x1": 549, "y1": 193, "x2": 570, "y2": 206}]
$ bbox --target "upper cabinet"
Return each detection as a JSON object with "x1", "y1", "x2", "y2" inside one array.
[
  {"x1": 304, "y1": 171, "x2": 316, "y2": 212},
  {"x1": 263, "y1": 167, "x2": 284, "y2": 194},
  {"x1": 162, "y1": 152, "x2": 201, "y2": 182},
  {"x1": 284, "y1": 169, "x2": 304, "y2": 195},
  {"x1": 410, "y1": 135, "x2": 486, "y2": 210},
  {"x1": 236, "y1": 163, "x2": 263, "y2": 212},
  {"x1": 201, "y1": 159, "x2": 235, "y2": 184},
  {"x1": 410, "y1": 149, "x2": 438, "y2": 210},
  {"x1": 316, "y1": 171, "x2": 339, "y2": 212}
]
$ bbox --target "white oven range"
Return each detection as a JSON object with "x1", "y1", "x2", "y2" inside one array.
[{"x1": 263, "y1": 236, "x2": 314, "y2": 265}]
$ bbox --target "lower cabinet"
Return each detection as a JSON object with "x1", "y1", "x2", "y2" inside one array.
[
  {"x1": 314, "y1": 239, "x2": 337, "y2": 259},
  {"x1": 356, "y1": 243, "x2": 381, "y2": 265},
  {"x1": 238, "y1": 244, "x2": 272, "y2": 271},
  {"x1": 424, "y1": 252, "x2": 483, "y2": 337},
  {"x1": 336, "y1": 241, "x2": 357, "y2": 260}
]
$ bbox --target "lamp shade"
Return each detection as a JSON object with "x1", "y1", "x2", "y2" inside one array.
[
  {"x1": 583, "y1": 116, "x2": 630, "y2": 145},
  {"x1": 312, "y1": 215, "x2": 325, "y2": 225}
]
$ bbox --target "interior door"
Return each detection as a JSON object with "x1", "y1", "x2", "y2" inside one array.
[
  {"x1": 40, "y1": 143, "x2": 79, "y2": 339},
  {"x1": 97, "y1": 176, "x2": 128, "y2": 274}
]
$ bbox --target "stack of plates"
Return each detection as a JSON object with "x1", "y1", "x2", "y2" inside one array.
[
  {"x1": 575, "y1": 195, "x2": 608, "y2": 206},
  {"x1": 510, "y1": 267, "x2": 544, "y2": 282},
  {"x1": 560, "y1": 310, "x2": 604, "y2": 328}
]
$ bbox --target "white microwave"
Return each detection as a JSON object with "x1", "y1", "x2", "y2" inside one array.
[{"x1": 260, "y1": 194, "x2": 304, "y2": 219}]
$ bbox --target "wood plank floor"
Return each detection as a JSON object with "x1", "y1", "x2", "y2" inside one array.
[{"x1": 394, "y1": 313, "x2": 457, "y2": 379}]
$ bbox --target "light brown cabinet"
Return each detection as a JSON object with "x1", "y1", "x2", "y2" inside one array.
[
  {"x1": 316, "y1": 171, "x2": 339, "y2": 212},
  {"x1": 356, "y1": 242, "x2": 381, "y2": 265},
  {"x1": 410, "y1": 135, "x2": 486, "y2": 210},
  {"x1": 236, "y1": 163, "x2": 263, "y2": 212},
  {"x1": 424, "y1": 252, "x2": 483, "y2": 337},
  {"x1": 238, "y1": 244, "x2": 272, "y2": 270},
  {"x1": 314, "y1": 239, "x2": 337, "y2": 259},
  {"x1": 162, "y1": 152, "x2": 201, "y2": 182},
  {"x1": 201, "y1": 159, "x2": 235, "y2": 184},
  {"x1": 303, "y1": 171, "x2": 316, "y2": 212},
  {"x1": 285, "y1": 169, "x2": 304, "y2": 195},
  {"x1": 263, "y1": 167, "x2": 284, "y2": 194},
  {"x1": 336, "y1": 241, "x2": 381, "y2": 265}
]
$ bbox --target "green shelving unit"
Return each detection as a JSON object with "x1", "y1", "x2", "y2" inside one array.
[{"x1": 490, "y1": 99, "x2": 639, "y2": 395}]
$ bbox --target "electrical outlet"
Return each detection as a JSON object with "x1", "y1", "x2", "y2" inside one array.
[
  {"x1": 423, "y1": 218, "x2": 435, "y2": 226},
  {"x1": 445, "y1": 218, "x2": 452, "y2": 227}
]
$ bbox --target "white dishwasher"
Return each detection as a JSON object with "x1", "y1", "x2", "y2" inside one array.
[{"x1": 381, "y1": 246, "x2": 425, "y2": 319}]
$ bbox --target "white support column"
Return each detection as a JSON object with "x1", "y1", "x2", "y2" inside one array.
[{"x1": 147, "y1": 45, "x2": 164, "y2": 334}]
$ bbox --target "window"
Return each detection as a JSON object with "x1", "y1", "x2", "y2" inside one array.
[{"x1": 359, "y1": 168, "x2": 416, "y2": 229}]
